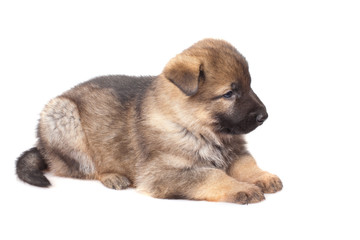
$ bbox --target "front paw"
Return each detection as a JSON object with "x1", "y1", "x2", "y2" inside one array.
[
  {"x1": 233, "y1": 184, "x2": 265, "y2": 204},
  {"x1": 253, "y1": 172, "x2": 283, "y2": 193}
]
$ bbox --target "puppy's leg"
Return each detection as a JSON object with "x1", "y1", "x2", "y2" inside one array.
[
  {"x1": 38, "y1": 97, "x2": 95, "y2": 178},
  {"x1": 137, "y1": 166, "x2": 265, "y2": 204},
  {"x1": 228, "y1": 154, "x2": 283, "y2": 193},
  {"x1": 98, "y1": 173, "x2": 131, "y2": 190}
]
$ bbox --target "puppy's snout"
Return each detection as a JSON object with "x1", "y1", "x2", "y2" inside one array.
[{"x1": 256, "y1": 112, "x2": 268, "y2": 125}]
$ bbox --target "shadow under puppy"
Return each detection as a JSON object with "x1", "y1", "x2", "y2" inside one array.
[{"x1": 16, "y1": 39, "x2": 282, "y2": 204}]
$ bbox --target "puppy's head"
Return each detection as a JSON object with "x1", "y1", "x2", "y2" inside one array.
[{"x1": 163, "y1": 39, "x2": 267, "y2": 135}]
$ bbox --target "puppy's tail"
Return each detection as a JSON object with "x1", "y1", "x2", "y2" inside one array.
[{"x1": 16, "y1": 147, "x2": 51, "y2": 187}]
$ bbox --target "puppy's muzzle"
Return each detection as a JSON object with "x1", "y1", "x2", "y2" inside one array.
[{"x1": 255, "y1": 111, "x2": 268, "y2": 125}]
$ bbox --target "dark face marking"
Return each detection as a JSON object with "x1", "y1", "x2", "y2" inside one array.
[{"x1": 214, "y1": 89, "x2": 268, "y2": 135}]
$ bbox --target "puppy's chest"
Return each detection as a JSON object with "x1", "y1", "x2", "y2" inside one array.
[
  {"x1": 197, "y1": 142, "x2": 231, "y2": 169},
  {"x1": 179, "y1": 130, "x2": 235, "y2": 169}
]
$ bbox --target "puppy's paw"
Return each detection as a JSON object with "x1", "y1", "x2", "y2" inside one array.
[
  {"x1": 253, "y1": 172, "x2": 283, "y2": 193},
  {"x1": 99, "y1": 173, "x2": 131, "y2": 190},
  {"x1": 233, "y1": 184, "x2": 265, "y2": 204}
]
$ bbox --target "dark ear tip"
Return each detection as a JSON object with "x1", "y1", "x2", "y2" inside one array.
[
  {"x1": 199, "y1": 64, "x2": 204, "y2": 72},
  {"x1": 163, "y1": 55, "x2": 202, "y2": 96},
  {"x1": 183, "y1": 87, "x2": 199, "y2": 96},
  {"x1": 168, "y1": 78, "x2": 199, "y2": 96}
]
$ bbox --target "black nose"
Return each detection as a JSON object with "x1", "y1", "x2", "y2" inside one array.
[{"x1": 256, "y1": 112, "x2": 268, "y2": 124}]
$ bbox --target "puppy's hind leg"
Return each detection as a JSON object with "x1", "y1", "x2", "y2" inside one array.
[
  {"x1": 98, "y1": 173, "x2": 131, "y2": 190},
  {"x1": 38, "y1": 97, "x2": 95, "y2": 179}
]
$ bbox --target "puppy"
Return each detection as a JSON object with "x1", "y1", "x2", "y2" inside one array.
[{"x1": 16, "y1": 39, "x2": 282, "y2": 204}]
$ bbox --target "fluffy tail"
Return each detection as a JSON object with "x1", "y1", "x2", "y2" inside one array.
[{"x1": 16, "y1": 147, "x2": 51, "y2": 187}]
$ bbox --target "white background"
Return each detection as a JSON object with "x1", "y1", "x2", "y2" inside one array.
[{"x1": 1, "y1": 0, "x2": 359, "y2": 239}]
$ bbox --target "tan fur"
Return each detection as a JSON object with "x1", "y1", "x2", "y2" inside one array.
[
  {"x1": 29, "y1": 39, "x2": 282, "y2": 204},
  {"x1": 39, "y1": 97, "x2": 94, "y2": 177},
  {"x1": 228, "y1": 155, "x2": 283, "y2": 193},
  {"x1": 189, "y1": 169, "x2": 265, "y2": 204}
]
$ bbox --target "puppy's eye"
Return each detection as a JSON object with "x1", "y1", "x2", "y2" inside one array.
[{"x1": 223, "y1": 91, "x2": 233, "y2": 99}]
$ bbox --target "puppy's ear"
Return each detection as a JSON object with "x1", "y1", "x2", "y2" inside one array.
[{"x1": 163, "y1": 55, "x2": 203, "y2": 96}]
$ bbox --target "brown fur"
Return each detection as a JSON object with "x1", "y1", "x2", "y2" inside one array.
[
  {"x1": 16, "y1": 39, "x2": 282, "y2": 204},
  {"x1": 228, "y1": 155, "x2": 283, "y2": 193}
]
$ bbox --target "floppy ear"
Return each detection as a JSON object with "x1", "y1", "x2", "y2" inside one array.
[{"x1": 163, "y1": 55, "x2": 203, "y2": 96}]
